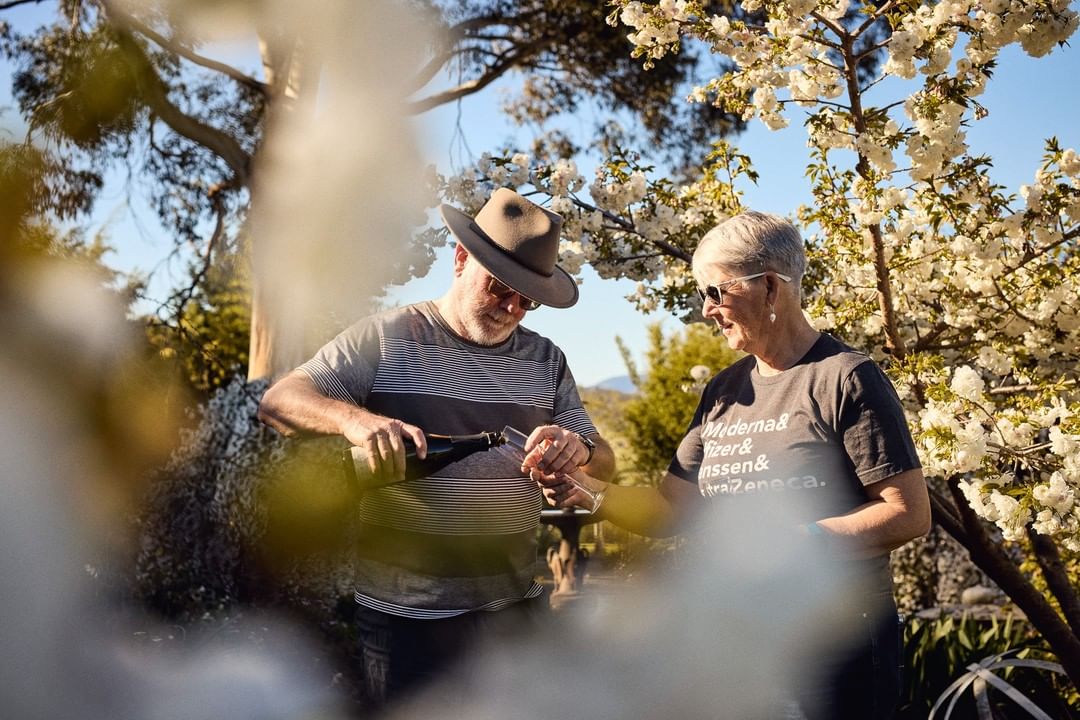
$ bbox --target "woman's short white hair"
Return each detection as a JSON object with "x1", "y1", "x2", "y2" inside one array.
[{"x1": 693, "y1": 211, "x2": 806, "y2": 281}]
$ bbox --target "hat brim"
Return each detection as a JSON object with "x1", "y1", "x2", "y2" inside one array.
[{"x1": 440, "y1": 203, "x2": 579, "y2": 309}]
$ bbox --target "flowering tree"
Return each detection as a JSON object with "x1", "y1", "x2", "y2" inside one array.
[{"x1": 431, "y1": 0, "x2": 1080, "y2": 684}]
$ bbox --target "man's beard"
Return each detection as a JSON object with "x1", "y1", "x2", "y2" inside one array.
[{"x1": 462, "y1": 306, "x2": 518, "y2": 345}]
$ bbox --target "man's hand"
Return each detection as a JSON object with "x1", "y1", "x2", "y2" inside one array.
[
  {"x1": 342, "y1": 412, "x2": 427, "y2": 485},
  {"x1": 521, "y1": 425, "x2": 591, "y2": 479},
  {"x1": 258, "y1": 371, "x2": 429, "y2": 485}
]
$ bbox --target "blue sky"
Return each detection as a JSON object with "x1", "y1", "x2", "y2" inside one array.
[
  {"x1": 2, "y1": 4, "x2": 1078, "y2": 387},
  {"x1": 402, "y1": 38, "x2": 1080, "y2": 386}
]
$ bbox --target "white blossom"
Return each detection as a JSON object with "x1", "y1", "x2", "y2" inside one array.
[
  {"x1": 950, "y1": 365, "x2": 986, "y2": 402},
  {"x1": 621, "y1": 1, "x2": 647, "y2": 28},
  {"x1": 1050, "y1": 426, "x2": 1079, "y2": 457},
  {"x1": 955, "y1": 419, "x2": 989, "y2": 472},
  {"x1": 1033, "y1": 472, "x2": 1076, "y2": 514},
  {"x1": 549, "y1": 196, "x2": 575, "y2": 216},
  {"x1": 977, "y1": 345, "x2": 1012, "y2": 375},
  {"x1": 989, "y1": 491, "x2": 1031, "y2": 541},
  {"x1": 1060, "y1": 148, "x2": 1080, "y2": 176}
]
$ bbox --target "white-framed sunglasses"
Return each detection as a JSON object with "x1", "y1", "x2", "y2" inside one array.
[{"x1": 697, "y1": 271, "x2": 792, "y2": 306}]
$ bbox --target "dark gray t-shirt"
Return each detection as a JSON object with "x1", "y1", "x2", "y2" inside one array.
[
  {"x1": 669, "y1": 333, "x2": 921, "y2": 589},
  {"x1": 300, "y1": 301, "x2": 596, "y2": 618}
]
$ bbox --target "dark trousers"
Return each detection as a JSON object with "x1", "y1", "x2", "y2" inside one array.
[
  {"x1": 796, "y1": 595, "x2": 903, "y2": 720},
  {"x1": 357, "y1": 596, "x2": 549, "y2": 709}
]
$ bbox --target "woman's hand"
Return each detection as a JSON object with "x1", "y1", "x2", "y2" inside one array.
[{"x1": 533, "y1": 468, "x2": 606, "y2": 512}]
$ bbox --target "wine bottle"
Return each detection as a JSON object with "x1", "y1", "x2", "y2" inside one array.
[{"x1": 342, "y1": 430, "x2": 504, "y2": 492}]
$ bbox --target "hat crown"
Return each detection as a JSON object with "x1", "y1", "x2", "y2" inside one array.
[
  {"x1": 439, "y1": 188, "x2": 579, "y2": 308},
  {"x1": 472, "y1": 188, "x2": 563, "y2": 275}
]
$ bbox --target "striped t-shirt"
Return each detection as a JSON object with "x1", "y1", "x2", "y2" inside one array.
[{"x1": 299, "y1": 301, "x2": 597, "y2": 618}]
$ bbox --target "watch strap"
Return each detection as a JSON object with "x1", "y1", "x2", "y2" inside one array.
[{"x1": 577, "y1": 433, "x2": 596, "y2": 466}]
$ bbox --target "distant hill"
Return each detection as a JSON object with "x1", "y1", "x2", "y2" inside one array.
[{"x1": 591, "y1": 375, "x2": 636, "y2": 394}]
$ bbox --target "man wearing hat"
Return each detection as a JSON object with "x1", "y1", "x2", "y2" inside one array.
[{"x1": 258, "y1": 188, "x2": 614, "y2": 704}]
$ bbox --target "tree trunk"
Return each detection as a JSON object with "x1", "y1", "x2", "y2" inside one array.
[
  {"x1": 934, "y1": 483, "x2": 1080, "y2": 689},
  {"x1": 246, "y1": 31, "x2": 307, "y2": 381},
  {"x1": 246, "y1": 284, "x2": 278, "y2": 381},
  {"x1": 1029, "y1": 529, "x2": 1080, "y2": 638}
]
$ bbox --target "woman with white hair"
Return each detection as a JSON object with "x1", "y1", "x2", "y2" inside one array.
[{"x1": 533, "y1": 211, "x2": 931, "y2": 719}]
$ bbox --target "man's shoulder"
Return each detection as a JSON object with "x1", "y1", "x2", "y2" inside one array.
[
  {"x1": 511, "y1": 323, "x2": 564, "y2": 359},
  {"x1": 353, "y1": 301, "x2": 435, "y2": 336},
  {"x1": 368, "y1": 300, "x2": 429, "y2": 321}
]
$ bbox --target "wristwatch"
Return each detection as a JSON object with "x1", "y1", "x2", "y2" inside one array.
[{"x1": 576, "y1": 433, "x2": 596, "y2": 466}]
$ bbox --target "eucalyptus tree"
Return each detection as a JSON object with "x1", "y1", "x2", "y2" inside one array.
[{"x1": 0, "y1": 0, "x2": 746, "y2": 380}]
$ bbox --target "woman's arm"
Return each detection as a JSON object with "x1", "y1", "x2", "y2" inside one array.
[
  {"x1": 541, "y1": 469, "x2": 701, "y2": 538},
  {"x1": 812, "y1": 468, "x2": 931, "y2": 557}
]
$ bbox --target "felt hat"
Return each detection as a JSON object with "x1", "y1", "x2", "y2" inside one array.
[{"x1": 440, "y1": 188, "x2": 578, "y2": 308}]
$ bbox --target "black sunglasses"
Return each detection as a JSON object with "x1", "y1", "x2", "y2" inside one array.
[{"x1": 487, "y1": 276, "x2": 541, "y2": 311}]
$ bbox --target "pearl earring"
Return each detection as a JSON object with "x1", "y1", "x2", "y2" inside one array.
[{"x1": 769, "y1": 307, "x2": 777, "y2": 323}]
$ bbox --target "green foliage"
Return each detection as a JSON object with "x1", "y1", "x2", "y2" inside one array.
[
  {"x1": 580, "y1": 386, "x2": 632, "y2": 438},
  {"x1": 431, "y1": 0, "x2": 747, "y2": 172},
  {"x1": 580, "y1": 385, "x2": 634, "y2": 475},
  {"x1": 144, "y1": 251, "x2": 252, "y2": 395},
  {"x1": 0, "y1": 141, "x2": 101, "y2": 253},
  {"x1": 619, "y1": 322, "x2": 739, "y2": 481},
  {"x1": 0, "y1": 141, "x2": 144, "y2": 313},
  {"x1": 1019, "y1": 545, "x2": 1080, "y2": 626},
  {"x1": 135, "y1": 377, "x2": 357, "y2": 617},
  {"x1": 2, "y1": 6, "x2": 261, "y2": 246},
  {"x1": 13, "y1": 24, "x2": 144, "y2": 148},
  {"x1": 900, "y1": 612, "x2": 1079, "y2": 719}
]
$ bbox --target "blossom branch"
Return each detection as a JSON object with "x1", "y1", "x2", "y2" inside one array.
[
  {"x1": 838, "y1": 27, "x2": 906, "y2": 358},
  {"x1": 1010, "y1": 226, "x2": 1080, "y2": 274},
  {"x1": 912, "y1": 320, "x2": 951, "y2": 352},
  {"x1": 854, "y1": 1, "x2": 895, "y2": 38},
  {"x1": 915, "y1": 337, "x2": 984, "y2": 353},
  {"x1": 569, "y1": 195, "x2": 694, "y2": 265},
  {"x1": 989, "y1": 380, "x2": 1077, "y2": 396},
  {"x1": 991, "y1": 278, "x2": 1040, "y2": 326},
  {"x1": 965, "y1": 397, "x2": 1008, "y2": 447},
  {"x1": 778, "y1": 98, "x2": 849, "y2": 111},
  {"x1": 928, "y1": 485, "x2": 965, "y2": 542},
  {"x1": 808, "y1": 10, "x2": 845, "y2": 39},
  {"x1": 986, "y1": 440, "x2": 1053, "y2": 460},
  {"x1": 608, "y1": 252, "x2": 665, "y2": 264},
  {"x1": 797, "y1": 32, "x2": 841, "y2": 51}
]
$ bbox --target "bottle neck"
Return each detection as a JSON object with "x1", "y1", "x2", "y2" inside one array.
[{"x1": 418, "y1": 431, "x2": 501, "y2": 449}]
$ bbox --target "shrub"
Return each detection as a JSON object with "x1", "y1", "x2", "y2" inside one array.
[{"x1": 900, "y1": 611, "x2": 1078, "y2": 719}]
